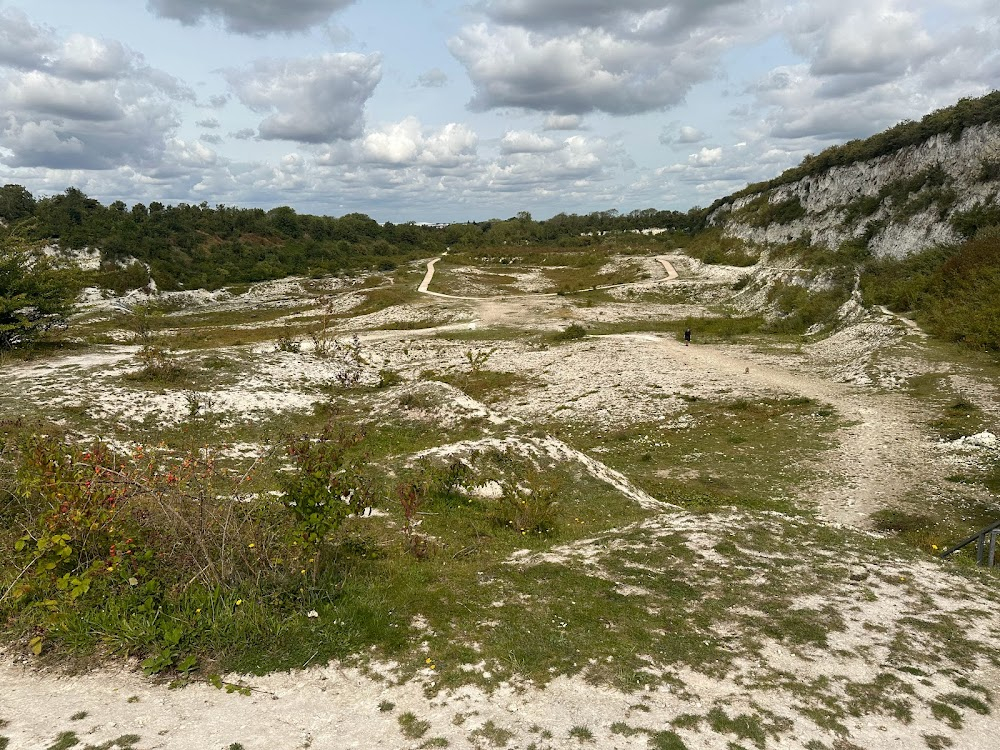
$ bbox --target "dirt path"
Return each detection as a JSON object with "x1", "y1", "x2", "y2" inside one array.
[
  {"x1": 417, "y1": 256, "x2": 678, "y2": 300},
  {"x1": 602, "y1": 333, "x2": 938, "y2": 526}
]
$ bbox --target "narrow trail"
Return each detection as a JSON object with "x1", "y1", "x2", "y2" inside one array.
[
  {"x1": 417, "y1": 255, "x2": 678, "y2": 300},
  {"x1": 878, "y1": 304, "x2": 926, "y2": 334}
]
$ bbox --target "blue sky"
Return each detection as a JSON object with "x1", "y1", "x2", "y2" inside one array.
[{"x1": 1, "y1": 0, "x2": 998, "y2": 222}]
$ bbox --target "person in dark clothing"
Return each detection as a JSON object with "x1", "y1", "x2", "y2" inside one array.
[{"x1": 684, "y1": 327, "x2": 691, "y2": 346}]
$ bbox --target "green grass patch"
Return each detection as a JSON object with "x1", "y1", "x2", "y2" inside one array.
[
  {"x1": 587, "y1": 315, "x2": 766, "y2": 342},
  {"x1": 436, "y1": 370, "x2": 539, "y2": 404},
  {"x1": 398, "y1": 712, "x2": 431, "y2": 739},
  {"x1": 549, "y1": 396, "x2": 836, "y2": 514}
]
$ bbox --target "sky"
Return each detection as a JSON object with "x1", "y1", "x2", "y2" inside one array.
[{"x1": 1, "y1": 1, "x2": 998, "y2": 223}]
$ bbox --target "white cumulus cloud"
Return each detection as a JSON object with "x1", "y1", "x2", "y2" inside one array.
[{"x1": 225, "y1": 53, "x2": 382, "y2": 143}]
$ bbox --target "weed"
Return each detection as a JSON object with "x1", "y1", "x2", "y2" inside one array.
[
  {"x1": 70, "y1": 711, "x2": 87, "y2": 721},
  {"x1": 923, "y1": 735, "x2": 953, "y2": 749},
  {"x1": 648, "y1": 730, "x2": 688, "y2": 750},
  {"x1": 378, "y1": 368, "x2": 403, "y2": 388},
  {"x1": 493, "y1": 474, "x2": 560, "y2": 536},
  {"x1": 275, "y1": 331, "x2": 301, "y2": 353},
  {"x1": 378, "y1": 700, "x2": 395, "y2": 712},
  {"x1": 398, "y1": 712, "x2": 431, "y2": 740},
  {"x1": 397, "y1": 479, "x2": 433, "y2": 559},
  {"x1": 420, "y1": 739, "x2": 449, "y2": 749},
  {"x1": 568, "y1": 726, "x2": 594, "y2": 742},
  {"x1": 46, "y1": 732, "x2": 80, "y2": 750},
  {"x1": 129, "y1": 345, "x2": 186, "y2": 383},
  {"x1": 469, "y1": 720, "x2": 514, "y2": 747},
  {"x1": 399, "y1": 391, "x2": 434, "y2": 410},
  {"x1": 610, "y1": 722, "x2": 643, "y2": 736},
  {"x1": 465, "y1": 348, "x2": 494, "y2": 372},
  {"x1": 553, "y1": 324, "x2": 587, "y2": 341},
  {"x1": 929, "y1": 701, "x2": 962, "y2": 729}
]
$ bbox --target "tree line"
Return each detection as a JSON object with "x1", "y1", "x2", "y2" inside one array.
[{"x1": 0, "y1": 186, "x2": 702, "y2": 293}]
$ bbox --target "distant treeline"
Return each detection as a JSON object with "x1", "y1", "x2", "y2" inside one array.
[
  {"x1": 0, "y1": 185, "x2": 699, "y2": 292},
  {"x1": 707, "y1": 90, "x2": 1000, "y2": 216}
]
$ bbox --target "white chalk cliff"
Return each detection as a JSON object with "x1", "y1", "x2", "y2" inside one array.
[{"x1": 708, "y1": 123, "x2": 1000, "y2": 258}]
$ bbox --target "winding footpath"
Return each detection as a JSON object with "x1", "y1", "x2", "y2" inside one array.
[{"x1": 417, "y1": 255, "x2": 677, "y2": 300}]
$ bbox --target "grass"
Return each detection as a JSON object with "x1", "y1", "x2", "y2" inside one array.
[
  {"x1": 869, "y1": 485, "x2": 1000, "y2": 557},
  {"x1": 568, "y1": 725, "x2": 594, "y2": 742},
  {"x1": 435, "y1": 370, "x2": 539, "y2": 403},
  {"x1": 548, "y1": 395, "x2": 837, "y2": 515},
  {"x1": 375, "y1": 317, "x2": 457, "y2": 331},
  {"x1": 424, "y1": 253, "x2": 648, "y2": 297},
  {"x1": 927, "y1": 396, "x2": 986, "y2": 440},
  {"x1": 648, "y1": 731, "x2": 689, "y2": 750},
  {"x1": 469, "y1": 720, "x2": 514, "y2": 747},
  {"x1": 587, "y1": 315, "x2": 768, "y2": 343},
  {"x1": 398, "y1": 712, "x2": 431, "y2": 739}
]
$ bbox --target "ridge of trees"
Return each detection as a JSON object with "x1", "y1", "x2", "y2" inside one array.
[{"x1": 0, "y1": 187, "x2": 703, "y2": 292}]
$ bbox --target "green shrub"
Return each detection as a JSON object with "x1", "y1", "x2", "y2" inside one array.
[
  {"x1": 0, "y1": 245, "x2": 81, "y2": 350},
  {"x1": 739, "y1": 195, "x2": 807, "y2": 228},
  {"x1": 554, "y1": 323, "x2": 587, "y2": 341},
  {"x1": 863, "y1": 230, "x2": 1000, "y2": 351},
  {"x1": 493, "y1": 474, "x2": 560, "y2": 536}
]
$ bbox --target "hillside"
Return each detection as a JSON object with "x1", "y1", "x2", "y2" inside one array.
[{"x1": 707, "y1": 93, "x2": 1000, "y2": 257}]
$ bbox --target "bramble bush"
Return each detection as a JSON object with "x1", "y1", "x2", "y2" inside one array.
[
  {"x1": 0, "y1": 435, "x2": 296, "y2": 672},
  {"x1": 0, "y1": 427, "x2": 565, "y2": 674}
]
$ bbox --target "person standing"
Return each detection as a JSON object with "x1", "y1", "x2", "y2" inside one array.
[{"x1": 684, "y1": 327, "x2": 691, "y2": 346}]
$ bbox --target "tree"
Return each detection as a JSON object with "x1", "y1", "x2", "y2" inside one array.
[
  {"x1": 0, "y1": 184, "x2": 36, "y2": 222},
  {"x1": 0, "y1": 244, "x2": 81, "y2": 349}
]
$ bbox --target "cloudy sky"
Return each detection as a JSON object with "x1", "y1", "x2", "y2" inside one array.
[{"x1": 1, "y1": 1, "x2": 998, "y2": 222}]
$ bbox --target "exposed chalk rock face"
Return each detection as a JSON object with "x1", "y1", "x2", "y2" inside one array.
[{"x1": 709, "y1": 123, "x2": 1000, "y2": 258}]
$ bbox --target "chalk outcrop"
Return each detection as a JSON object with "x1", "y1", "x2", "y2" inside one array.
[{"x1": 709, "y1": 123, "x2": 1000, "y2": 257}]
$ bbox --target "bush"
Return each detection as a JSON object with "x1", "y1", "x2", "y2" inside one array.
[
  {"x1": 683, "y1": 228, "x2": 759, "y2": 266},
  {"x1": 281, "y1": 425, "x2": 378, "y2": 581},
  {"x1": 0, "y1": 245, "x2": 80, "y2": 350},
  {"x1": 764, "y1": 275, "x2": 853, "y2": 335},
  {"x1": 493, "y1": 474, "x2": 560, "y2": 535},
  {"x1": 1, "y1": 436, "x2": 289, "y2": 670},
  {"x1": 862, "y1": 230, "x2": 1000, "y2": 351},
  {"x1": 554, "y1": 323, "x2": 587, "y2": 341}
]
